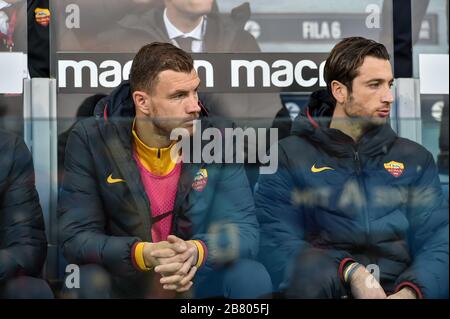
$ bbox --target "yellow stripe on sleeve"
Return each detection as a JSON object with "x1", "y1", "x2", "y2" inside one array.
[
  {"x1": 191, "y1": 240, "x2": 205, "y2": 268},
  {"x1": 135, "y1": 242, "x2": 153, "y2": 271}
]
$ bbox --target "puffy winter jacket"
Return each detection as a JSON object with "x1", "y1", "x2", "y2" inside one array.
[
  {"x1": 256, "y1": 90, "x2": 449, "y2": 298},
  {"x1": 0, "y1": 130, "x2": 47, "y2": 284},
  {"x1": 58, "y1": 81, "x2": 259, "y2": 295}
]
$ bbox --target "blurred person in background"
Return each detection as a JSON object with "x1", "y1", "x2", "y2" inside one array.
[
  {"x1": 56, "y1": 0, "x2": 164, "y2": 51},
  {"x1": 96, "y1": 0, "x2": 280, "y2": 120},
  {"x1": 0, "y1": 130, "x2": 53, "y2": 298},
  {"x1": 0, "y1": 0, "x2": 26, "y2": 52}
]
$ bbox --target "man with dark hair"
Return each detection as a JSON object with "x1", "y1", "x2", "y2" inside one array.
[
  {"x1": 96, "y1": 0, "x2": 255, "y2": 53},
  {"x1": 58, "y1": 42, "x2": 271, "y2": 299},
  {"x1": 0, "y1": 130, "x2": 53, "y2": 298},
  {"x1": 256, "y1": 37, "x2": 448, "y2": 299}
]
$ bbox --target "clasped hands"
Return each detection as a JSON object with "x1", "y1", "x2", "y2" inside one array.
[{"x1": 142, "y1": 235, "x2": 199, "y2": 292}]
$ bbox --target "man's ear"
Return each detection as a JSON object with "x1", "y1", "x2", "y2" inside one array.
[
  {"x1": 132, "y1": 90, "x2": 151, "y2": 116},
  {"x1": 331, "y1": 80, "x2": 348, "y2": 104}
]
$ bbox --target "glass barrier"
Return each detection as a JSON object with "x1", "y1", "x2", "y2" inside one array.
[
  {"x1": 412, "y1": 0, "x2": 448, "y2": 78},
  {"x1": 51, "y1": 0, "x2": 395, "y2": 134},
  {"x1": 411, "y1": 0, "x2": 448, "y2": 177},
  {"x1": 31, "y1": 0, "x2": 447, "y2": 299},
  {"x1": 0, "y1": 94, "x2": 23, "y2": 135},
  {"x1": 1, "y1": 116, "x2": 447, "y2": 298},
  {"x1": 52, "y1": 0, "x2": 393, "y2": 54}
]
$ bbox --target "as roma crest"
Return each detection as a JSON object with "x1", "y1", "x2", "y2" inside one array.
[
  {"x1": 192, "y1": 168, "x2": 208, "y2": 192},
  {"x1": 384, "y1": 161, "x2": 405, "y2": 178},
  {"x1": 35, "y1": 8, "x2": 50, "y2": 27}
]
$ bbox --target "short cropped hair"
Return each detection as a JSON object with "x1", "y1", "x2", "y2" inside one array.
[{"x1": 130, "y1": 42, "x2": 194, "y2": 93}]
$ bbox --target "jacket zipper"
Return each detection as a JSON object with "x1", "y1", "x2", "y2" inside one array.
[
  {"x1": 354, "y1": 150, "x2": 362, "y2": 175},
  {"x1": 105, "y1": 123, "x2": 153, "y2": 242},
  {"x1": 353, "y1": 148, "x2": 370, "y2": 245}
]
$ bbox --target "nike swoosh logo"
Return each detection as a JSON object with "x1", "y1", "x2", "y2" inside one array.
[
  {"x1": 311, "y1": 164, "x2": 335, "y2": 173},
  {"x1": 107, "y1": 174, "x2": 125, "y2": 184}
]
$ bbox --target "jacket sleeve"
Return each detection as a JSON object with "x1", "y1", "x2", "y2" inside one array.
[
  {"x1": 191, "y1": 163, "x2": 259, "y2": 273},
  {"x1": 395, "y1": 152, "x2": 449, "y2": 299},
  {"x1": 254, "y1": 144, "x2": 353, "y2": 290},
  {"x1": 58, "y1": 123, "x2": 140, "y2": 278},
  {"x1": 0, "y1": 136, "x2": 47, "y2": 284}
]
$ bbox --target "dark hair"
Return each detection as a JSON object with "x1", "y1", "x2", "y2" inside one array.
[
  {"x1": 324, "y1": 37, "x2": 390, "y2": 103},
  {"x1": 130, "y1": 42, "x2": 194, "y2": 93}
]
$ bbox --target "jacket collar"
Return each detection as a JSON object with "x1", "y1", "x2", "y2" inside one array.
[{"x1": 292, "y1": 89, "x2": 398, "y2": 158}]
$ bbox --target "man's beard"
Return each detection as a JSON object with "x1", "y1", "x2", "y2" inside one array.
[
  {"x1": 344, "y1": 95, "x2": 386, "y2": 129},
  {"x1": 153, "y1": 117, "x2": 197, "y2": 136}
]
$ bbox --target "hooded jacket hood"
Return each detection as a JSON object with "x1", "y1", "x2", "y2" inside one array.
[{"x1": 94, "y1": 81, "x2": 135, "y2": 119}]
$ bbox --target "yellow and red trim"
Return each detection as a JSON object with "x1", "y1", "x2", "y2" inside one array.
[
  {"x1": 131, "y1": 242, "x2": 152, "y2": 272},
  {"x1": 132, "y1": 120, "x2": 179, "y2": 176},
  {"x1": 190, "y1": 240, "x2": 208, "y2": 268},
  {"x1": 395, "y1": 281, "x2": 423, "y2": 299},
  {"x1": 338, "y1": 258, "x2": 356, "y2": 284}
]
